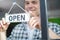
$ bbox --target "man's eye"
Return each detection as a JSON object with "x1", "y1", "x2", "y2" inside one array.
[
  {"x1": 32, "y1": 1, "x2": 37, "y2": 4},
  {"x1": 25, "y1": 2, "x2": 29, "y2": 5}
]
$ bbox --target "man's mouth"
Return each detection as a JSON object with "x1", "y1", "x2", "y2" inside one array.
[
  {"x1": 28, "y1": 10, "x2": 36, "y2": 12},
  {"x1": 27, "y1": 8, "x2": 36, "y2": 11}
]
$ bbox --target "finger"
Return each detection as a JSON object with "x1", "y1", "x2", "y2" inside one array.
[
  {"x1": 29, "y1": 18, "x2": 38, "y2": 29},
  {"x1": 2, "y1": 18, "x2": 10, "y2": 25},
  {"x1": 30, "y1": 17, "x2": 39, "y2": 25},
  {"x1": 2, "y1": 18, "x2": 10, "y2": 27},
  {"x1": 28, "y1": 17, "x2": 35, "y2": 29},
  {"x1": 2, "y1": 18, "x2": 6, "y2": 24},
  {"x1": 31, "y1": 19, "x2": 37, "y2": 27},
  {"x1": 29, "y1": 11, "x2": 37, "y2": 17},
  {"x1": 33, "y1": 22, "x2": 39, "y2": 28},
  {"x1": 1, "y1": 21, "x2": 5, "y2": 30},
  {"x1": 29, "y1": 17, "x2": 39, "y2": 27},
  {"x1": 29, "y1": 17, "x2": 36, "y2": 25},
  {"x1": 29, "y1": 17, "x2": 34, "y2": 27},
  {"x1": 33, "y1": 21, "x2": 41, "y2": 29},
  {"x1": 28, "y1": 11, "x2": 33, "y2": 17},
  {"x1": 1, "y1": 21, "x2": 8, "y2": 31}
]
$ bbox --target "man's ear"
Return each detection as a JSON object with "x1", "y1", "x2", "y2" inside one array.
[{"x1": 48, "y1": 28, "x2": 60, "y2": 39}]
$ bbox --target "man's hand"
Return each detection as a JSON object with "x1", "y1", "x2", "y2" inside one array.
[
  {"x1": 28, "y1": 17, "x2": 41, "y2": 29},
  {"x1": 0, "y1": 18, "x2": 10, "y2": 32}
]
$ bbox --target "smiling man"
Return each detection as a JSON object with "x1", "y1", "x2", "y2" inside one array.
[{"x1": 0, "y1": 0, "x2": 60, "y2": 40}]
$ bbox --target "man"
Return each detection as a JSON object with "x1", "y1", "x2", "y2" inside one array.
[{"x1": 0, "y1": 0, "x2": 60, "y2": 40}]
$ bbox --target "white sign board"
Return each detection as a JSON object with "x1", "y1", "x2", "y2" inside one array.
[{"x1": 5, "y1": 13, "x2": 30, "y2": 23}]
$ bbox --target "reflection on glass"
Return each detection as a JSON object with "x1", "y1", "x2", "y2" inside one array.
[{"x1": 47, "y1": 0, "x2": 60, "y2": 39}]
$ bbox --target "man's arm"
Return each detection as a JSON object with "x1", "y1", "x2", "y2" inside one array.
[
  {"x1": 0, "y1": 18, "x2": 10, "y2": 40},
  {"x1": 0, "y1": 31, "x2": 6, "y2": 40},
  {"x1": 49, "y1": 28, "x2": 60, "y2": 39}
]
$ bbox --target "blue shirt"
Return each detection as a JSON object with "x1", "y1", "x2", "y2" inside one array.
[{"x1": 7, "y1": 22, "x2": 60, "y2": 40}]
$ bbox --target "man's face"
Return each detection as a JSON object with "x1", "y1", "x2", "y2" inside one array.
[{"x1": 25, "y1": 0, "x2": 40, "y2": 17}]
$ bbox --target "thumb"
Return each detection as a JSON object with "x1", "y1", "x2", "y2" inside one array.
[{"x1": 29, "y1": 11, "x2": 37, "y2": 17}]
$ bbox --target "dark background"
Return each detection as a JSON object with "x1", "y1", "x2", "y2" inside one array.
[{"x1": 47, "y1": 0, "x2": 60, "y2": 10}]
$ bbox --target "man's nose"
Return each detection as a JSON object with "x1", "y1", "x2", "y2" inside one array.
[
  {"x1": 28, "y1": 3, "x2": 34, "y2": 10},
  {"x1": 28, "y1": 3, "x2": 33, "y2": 9}
]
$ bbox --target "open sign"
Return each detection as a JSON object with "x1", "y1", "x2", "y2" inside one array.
[{"x1": 5, "y1": 13, "x2": 30, "y2": 23}]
